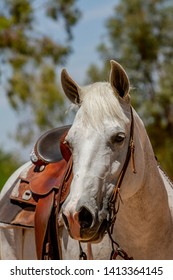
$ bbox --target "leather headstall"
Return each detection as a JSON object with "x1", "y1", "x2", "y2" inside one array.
[{"x1": 107, "y1": 106, "x2": 136, "y2": 260}]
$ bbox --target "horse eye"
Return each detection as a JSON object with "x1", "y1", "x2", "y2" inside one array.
[{"x1": 110, "y1": 132, "x2": 125, "y2": 144}]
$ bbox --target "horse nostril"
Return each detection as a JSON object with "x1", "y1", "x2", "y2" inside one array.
[{"x1": 78, "y1": 207, "x2": 93, "y2": 229}]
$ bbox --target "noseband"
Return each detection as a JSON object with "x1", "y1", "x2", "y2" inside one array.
[{"x1": 107, "y1": 106, "x2": 136, "y2": 260}]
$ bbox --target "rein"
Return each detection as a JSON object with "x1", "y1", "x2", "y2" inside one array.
[{"x1": 107, "y1": 106, "x2": 136, "y2": 260}]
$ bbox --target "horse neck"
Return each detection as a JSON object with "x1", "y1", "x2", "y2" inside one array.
[{"x1": 113, "y1": 110, "x2": 173, "y2": 259}]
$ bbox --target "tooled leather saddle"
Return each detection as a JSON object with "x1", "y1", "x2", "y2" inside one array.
[{"x1": 0, "y1": 125, "x2": 72, "y2": 260}]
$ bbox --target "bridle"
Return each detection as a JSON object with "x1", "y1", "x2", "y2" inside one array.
[
  {"x1": 107, "y1": 105, "x2": 136, "y2": 260},
  {"x1": 78, "y1": 106, "x2": 136, "y2": 260}
]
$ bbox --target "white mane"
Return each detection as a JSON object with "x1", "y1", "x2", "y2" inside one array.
[{"x1": 78, "y1": 82, "x2": 129, "y2": 129}]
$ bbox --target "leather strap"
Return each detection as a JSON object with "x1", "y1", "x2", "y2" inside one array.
[
  {"x1": 35, "y1": 191, "x2": 55, "y2": 260},
  {"x1": 109, "y1": 106, "x2": 136, "y2": 224},
  {"x1": 107, "y1": 106, "x2": 136, "y2": 260},
  {"x1": 34, "y1": 157, "x2": 73, "y2": 260}
]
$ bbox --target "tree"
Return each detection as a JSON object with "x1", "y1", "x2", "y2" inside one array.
[
  {"x1": 87, "y1": 0, "x2": 173, "y2": 179},
  {"x1": 0, "y1": 148, "x2": 22, "y2": 190},
  {"x1": 0, "y1": 0, "x2": 81, "y2": 145}
]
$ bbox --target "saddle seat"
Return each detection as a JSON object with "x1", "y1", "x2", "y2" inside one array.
[{"x1": 30, "y1": 125, "x2": 71, "y2": 165}]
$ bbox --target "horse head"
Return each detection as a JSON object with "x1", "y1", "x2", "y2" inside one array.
[{"x1": 61, "y1": 60, "x2": 136, "y2": 243}]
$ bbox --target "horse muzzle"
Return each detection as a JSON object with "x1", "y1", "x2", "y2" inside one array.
[{"x1": 62, "y1": 206, "x2": 107, "y2": 242}]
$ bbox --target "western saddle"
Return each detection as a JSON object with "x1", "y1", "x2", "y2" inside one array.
[{"x1": 0, "y1": 125, "x2": 72, "y2": 260}]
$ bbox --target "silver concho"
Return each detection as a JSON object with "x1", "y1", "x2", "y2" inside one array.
[
  {"x1": 22, "y1": 190, "x2": 32, "y2": 201},
  {"x1": 30, "y1": 149, "x2": 38, "y2": 163}
]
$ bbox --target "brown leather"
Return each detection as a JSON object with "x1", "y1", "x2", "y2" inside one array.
[
  {"x1": 10, "y1": 160, "x2": 71, "y2": 205},
  {"x1": 1, "y1": 123, "x2": 73, "y2": 259},
  {"x1": 10, "y1": 177, "x2": 37, "y2": 206},
  {"x1": 29, "y1": 160, "x2": 68, "y2": 196},
  {"x1": 8, "y1": 157, "x2": 73, "y2": 259},
  {"x1": 34, "y1": 157, "x2": 73, "y2": 259},
  {"x1": 11, "y1": 207, "x2": 35, "y2": 228},
  {"x1": 60, "y1": 131, "x2": 71, "y2": 162},
  {"x1": 35, "y1": 191, "x2": 55, "y2": 260}
]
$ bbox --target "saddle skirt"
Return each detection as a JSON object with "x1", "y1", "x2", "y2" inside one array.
[{"x1": 9, "y1": 159, "x2": 72, "y2": 227}]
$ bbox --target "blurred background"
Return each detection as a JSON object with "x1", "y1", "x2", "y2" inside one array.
[{"x1": 0, "y1": 0, "x2": 173, "y2": 190}]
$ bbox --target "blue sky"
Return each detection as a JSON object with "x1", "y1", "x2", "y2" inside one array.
[
  {"x1": 62, "y1": 0, "x2": 117, "y2": 83},
  {"x1": 0, "y1": 0, "x2": 118, "y2": 160}
]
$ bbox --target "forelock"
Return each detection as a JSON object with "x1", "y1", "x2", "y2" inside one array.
[{"x1": 78, "y1": 82, "x2": 129, "y2": 129}]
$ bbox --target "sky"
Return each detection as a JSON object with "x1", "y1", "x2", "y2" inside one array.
[
  {"x1": 0, "y1": 0, "x2": 118, "y2": 160},
  {"x1": 62, "y1": 0, "x2": 117, "y2": 83}
]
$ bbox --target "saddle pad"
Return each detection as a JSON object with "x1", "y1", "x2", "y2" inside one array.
[
  {"x1": 0, "y1": 185, "x2": 35, "y2": 228},
  {"x1": 11, "y1": 207, "x2": 35, "y2": 228}
]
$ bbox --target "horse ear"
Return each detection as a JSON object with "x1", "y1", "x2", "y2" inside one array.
[
  {"x1": 109, "y1": 60, "x2": 130, "y2": 98},
  {"x1": 61, "y1": 69, "x2": 81, "y2": 104}
]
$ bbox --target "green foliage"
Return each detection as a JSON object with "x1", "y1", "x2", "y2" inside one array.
[
  {"x1": 46, "y1": 0, "x2": 81, "y2": 39},
  {"x1": 87, "y1": 0, "x2": 173, "y2": 179},
  {"x1": 0, "y1": 0, "x2": 81, "y2": 145},
  {"x1": 0, "y1": 149, "x2": 22, "y2": 190}
]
